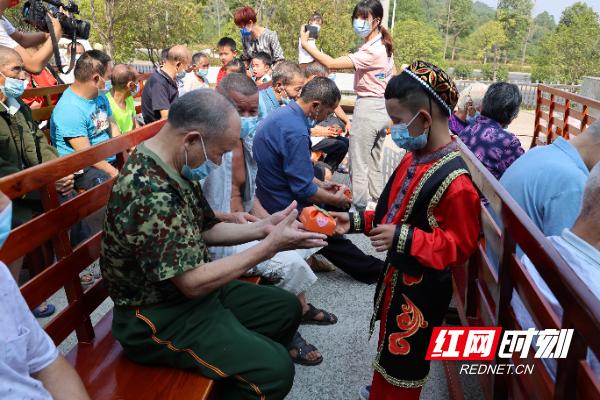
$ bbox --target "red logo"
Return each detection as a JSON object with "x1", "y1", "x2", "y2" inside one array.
[{"x1": 425, "y1": 327, "x2": 502, "y2": 360}]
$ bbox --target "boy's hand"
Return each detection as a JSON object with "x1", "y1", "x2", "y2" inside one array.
[{"x1": 368, "y1": 224, "x2": 396, "y2": 252}]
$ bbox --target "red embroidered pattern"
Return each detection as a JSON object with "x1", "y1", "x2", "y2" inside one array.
[{"x1": 388, "y1": 295, "x2": 428, "y2": 355}]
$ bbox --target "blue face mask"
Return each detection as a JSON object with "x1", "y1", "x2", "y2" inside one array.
[
  {"x1": 353, "y1": 19, "x2": 372, "y2": 38},
  {"x1": 98, "y1": 78, "x2": 112, "y2": 96},
  {"x1": 181, "y1": 136, "x2": 219, "y2": 181},
  {"x1": 467, "y1": 111, "x2": 480, "y2": 126},
  {"x1": 130, "y1": 82, "x2": 140, "y2": 97},
  {"x1": 0, "y1": 72, "x2": 26, "y2": 99},
  {"x1": 328, "y1": 73, "x2": 336, "y2": 82},
  {"x1": 196, "y1": 68, "x2": 209, "y2": 78},
  {"x1": 240, "y1": 27, "x2": 252, "y2": 38},
  {"x1": 390, "y1": 112, "x2": 429, "y2": 151},
  {"x1": 240, "y1": 116, "x2": 259, "y2": 139},
  {"x1": 0, "y1": 203, "x2": 12, "y2": 250}
]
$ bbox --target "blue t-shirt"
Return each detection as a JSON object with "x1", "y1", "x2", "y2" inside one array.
[
  {"x1": 500, "y1": 137, "x2": 589, "y2": 236},
  {"x1": 50, "y1": 88, "x2": 114, "y2": 161},
  {"x1": 253, "y1": 101, "x2": 318, "y2": 214},
  {"x1": 258, "y1": 86, "x2": 280, "y2": 121}
]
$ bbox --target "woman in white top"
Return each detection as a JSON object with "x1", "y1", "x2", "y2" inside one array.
[{"x1": 300, "y1": 0, "x2": 394, "y2": 211}]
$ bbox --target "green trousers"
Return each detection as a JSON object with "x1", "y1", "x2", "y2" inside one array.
[{"x1": 112, "y1": 280, "x2": 302, "y2": 400}]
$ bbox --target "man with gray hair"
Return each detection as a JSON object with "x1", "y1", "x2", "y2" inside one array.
[
  {"x1": 202, "y1": 73, "x2": 336, "y2": 366},
  {"x1": 258, "y1": 60, "x2": 305, "y2": 119},
  {"x1": 254, "y1": 77, "x2": 384, "y2": 284},
  {"x1": 513, "y1": 161, "x2": 600, "y2": 377},
  {"x1": 100, "y1": 89, "x2": 327, "y2": 400},
  {"x1": 501, "y1": 120, "x2": 600, "y2": 236}
]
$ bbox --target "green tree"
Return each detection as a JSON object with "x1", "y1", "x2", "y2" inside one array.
[
  {"x1": 260, "y1": 0, "x2": 356, "y2": 60},
  {"x1": 531, "y1": 2, "x2": 600, "y2": 83},
  {"x1": 393, "y1": 19, "x2": 444, "y2": 65},
  {"x1": 497, "y1": 0, "x2": 533, "y2": 62},
  {"x1": 465, "y1": 20, "x2": 507, "y2": 64},
  {"x1": 440, "y1": 0, "x2": 474, "y2": 60}
]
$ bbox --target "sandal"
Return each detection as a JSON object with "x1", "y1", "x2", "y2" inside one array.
[
  {"x1": 301, "y1": 303, "x2": 338, "y2": 325},
  {"x1": 33, "y1": 302, "x2": 56, "y2": 318},
  {"x1": 80, "y1": 273, "x2": 95, "y2": 288},
  {"x1": 287, "y1": 332, "x2": 323, "y2": 366}
]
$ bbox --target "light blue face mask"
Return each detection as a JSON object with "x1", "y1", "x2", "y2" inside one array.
[
  {"x1": 390, "y1": 112, "x2": 429, "y2": 151},
  {"x1": 467, "y1": 111, "x2": 480, "y2": 126},
  {"x1": 353, "y1": 18, "x2": 372, "y2": 38},
  {"x1": 0, "y1": 203, "x2": 12, "y2": 250},
  {"x1": 98, "y1": 78, "x2": 112, "y2": 96},
  {"x1": 196, "y1": 68, "x2": 209, "y2": 78},
  {"x1": 240, "y1": 116, "x2": 259, "y2": 139},
  {"x1": 328, "y1": 73, "x2": 337, "y2": 82},
  {"x1": 0, "y1": 72, "x2": 26, "y2": 99},
  {"x1": 181, "y1": 136, "x2": 219, "y2": 181}
]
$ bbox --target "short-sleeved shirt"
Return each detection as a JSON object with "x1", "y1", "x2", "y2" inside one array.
[
  {"x1": 242, "y1": 28, "x2": 285, "y2": 63},
  {"x1": 258, "y1": 86, "x2": 280, "y2": 120},
  {"x1": 100, "y1": 144, "x2": 220, "y2": 306},
  {"x1": 253, "y1": 101, "x2": 318, "y2": 214},
  {"x1": 500, "y1": 137, "x2": 589, "y2": 237},
  {"x1": 458, "y1": 115, "x2": 524, "y2": 180},
  {"x1": 106, "y1": 92, "x2": 135, "y2": 133},
  {"x1": 0, "y1": 17, "x2": 19, "y2": 49},
  {"x1": 0, "y1": 263, "x2": 58, "y2": 400},
  {"x1": 50, "y1": 87, "x2": 115, "y2": 161},
  {"x1": 347, "y1": 34, "x2": 394, "y2": 97},
  {"x1": 181, "y1": 72, "x2": 209, "y2": 95},
  {"x1": 141, "y1": 70, "x2": 179, "y2": 124}
]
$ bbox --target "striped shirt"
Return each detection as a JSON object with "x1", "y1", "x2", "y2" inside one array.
[{"x1": 242, "y1": 28, "x2": 285, "y2": 63}]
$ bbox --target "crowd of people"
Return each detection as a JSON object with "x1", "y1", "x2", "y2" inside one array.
[{"x1": 0, "y1": 0, "x2": 599, "y2": 399}]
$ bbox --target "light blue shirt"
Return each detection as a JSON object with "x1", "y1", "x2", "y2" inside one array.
[
  {"x1": 512, "y1": 229, "x2": 600, "y2": 378},
  {"x1": 258, "y1": 86, "x2": 280, "y2": 121},
  {"x1": 50, "y1": 88, "x2": 115, "y2": 162},
  {"x1": 500, "y1": 138, "x2": 588, "y2": 236},
  {"x1": 0, "y1": 263, "x2": 58, "y2": 399}
]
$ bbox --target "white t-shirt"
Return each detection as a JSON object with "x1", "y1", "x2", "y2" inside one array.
[
  {"x1": 0, "y1": 263, "x2": 58, "y2": 399},
  {"x1": 298, "y1": 38, "x2": 316, "y2": 64},
  {"x1": 0, "y1": 17, "x2": 19, "y2": 49}
]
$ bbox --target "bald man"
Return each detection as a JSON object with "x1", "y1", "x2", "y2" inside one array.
[
  {"x1": 106, "y1": 64, "x2": 140, "y2": 133},
  {"x1": 0, "y1": 45, "x2": 74, "y2": 314},
  {"x1": 141, "y1": 45, "x2": 191, "y2": 124}
]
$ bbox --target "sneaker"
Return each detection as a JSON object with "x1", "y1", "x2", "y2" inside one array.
[
  {"x1": 307, "y1": 254, "x2": 336, "y2": 272},
  {"x1": 359, "y1": 385, "x2": 371, "y2": 400}
]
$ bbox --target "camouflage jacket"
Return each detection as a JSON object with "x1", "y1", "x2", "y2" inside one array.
[{"x1": 100, "y1": 143, "x2": 220, "y2": 306}]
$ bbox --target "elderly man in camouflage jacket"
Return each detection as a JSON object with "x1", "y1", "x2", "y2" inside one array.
[{"x1": 100, "y1": 89, "x2": 327, "y2": 400}]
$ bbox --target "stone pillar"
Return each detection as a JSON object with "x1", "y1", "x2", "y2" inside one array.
[{"x1": 581, "y1": 76, "x2": 600, "y2": 118}]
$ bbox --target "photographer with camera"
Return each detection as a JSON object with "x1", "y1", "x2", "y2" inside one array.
[{"x1": 0, "y1": 0, "x2": 63, "y2": 74}]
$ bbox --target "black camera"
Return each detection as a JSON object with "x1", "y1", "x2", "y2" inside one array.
[{"x1": 22, "y1": 0, "x2": 90, "y2": 40}]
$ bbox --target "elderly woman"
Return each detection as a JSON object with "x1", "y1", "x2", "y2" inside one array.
[
  {"x1": 234, "y1": 6, "x2": 285, "y2": 64},
  {"x1": 449, "y1": 82, "x2": 488, "y2": 135},
  {"x1": 458, "y1": 82, "x2": 525, "y2": 180}
]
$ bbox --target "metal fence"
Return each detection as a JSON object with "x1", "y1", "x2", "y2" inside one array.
[{"x1": 454, "y1": 80, "x2": 580, "y2": 109}]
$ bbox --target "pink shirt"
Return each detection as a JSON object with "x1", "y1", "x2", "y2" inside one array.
[{"x1": 347, "y1": 34, "x2": 394, "y2": 98}]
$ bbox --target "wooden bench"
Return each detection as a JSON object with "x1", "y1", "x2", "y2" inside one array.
[
  {"x1": 0, "y1": 120, "x2": 262, "y2": 399},
  {"x1": 444, "y1": 139, "x2": 600, "y2": 399},
  {"x1": 532, "y1": 84, "x2": 600, "y2": 147}
]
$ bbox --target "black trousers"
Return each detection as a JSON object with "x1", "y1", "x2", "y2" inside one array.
[
  {"x1": 312, "y1": 137, "x2": 350, "y2": 172},
  {"x1": 317, "y1": 235, "x2": 384, "y2": 284}
]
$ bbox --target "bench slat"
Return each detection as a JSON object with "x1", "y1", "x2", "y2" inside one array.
[{"x1": 66, "y1": 310, "x2": 217, "y2": 400}]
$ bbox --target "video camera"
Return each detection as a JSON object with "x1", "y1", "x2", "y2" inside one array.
[{"x1": 22, "y1": 0, "x2": 90, "y2": 40}]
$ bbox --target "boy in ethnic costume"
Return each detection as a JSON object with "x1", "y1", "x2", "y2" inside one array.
[{"x1": 333, "y1": 61, "x2": 481, "y2": 399}]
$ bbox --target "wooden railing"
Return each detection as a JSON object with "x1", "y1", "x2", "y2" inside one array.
[
  {"x1": 451, "y1": 139, "x2": 600, "y2": 399},
  {"x1": 532, "y1": 84, "x2": 600, "y2": 148}
]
